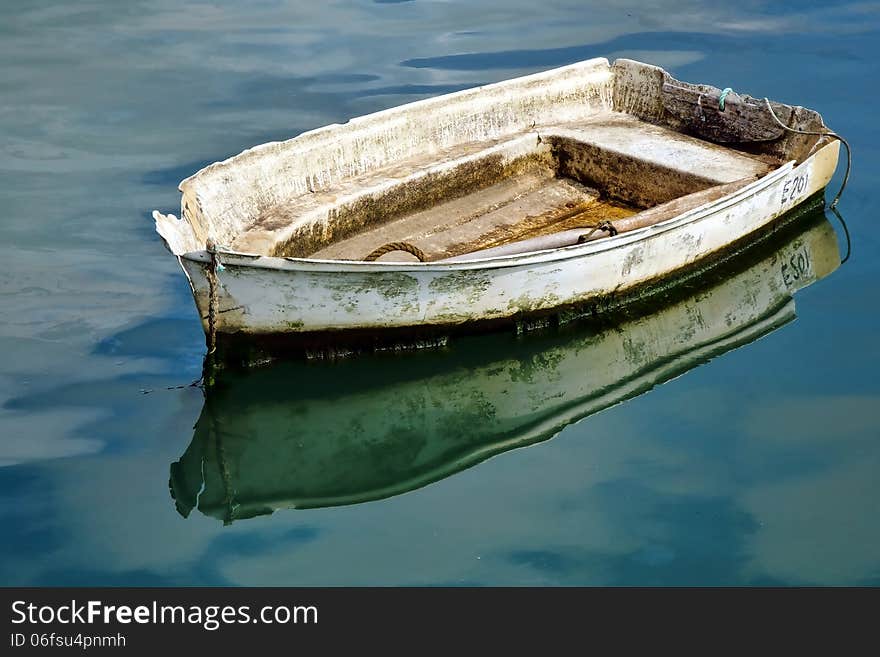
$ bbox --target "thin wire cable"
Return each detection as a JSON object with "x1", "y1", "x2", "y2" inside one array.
[
  {"x1": 763, "y1": 98, "x2": 851, "y2": 209},
  {"x1": 828, "y1": 205, "x2": 852, "y2": 264}
]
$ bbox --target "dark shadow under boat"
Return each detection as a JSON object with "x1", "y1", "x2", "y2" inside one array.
[{"x1": 171, "y1": 203, "x2": 842, "y2": 523}]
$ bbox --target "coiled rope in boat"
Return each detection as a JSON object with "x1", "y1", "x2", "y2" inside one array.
[{"x1": 363, "y1": 241, "x2": 428, "y2": 262}]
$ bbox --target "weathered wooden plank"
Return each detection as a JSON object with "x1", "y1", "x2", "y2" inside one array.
[
  {"x1": 440, "y1": 176, "x2": 758, "y2": 261},
  {"x1": 661, "y1": 80, "x2": 793, "y2": 143}
]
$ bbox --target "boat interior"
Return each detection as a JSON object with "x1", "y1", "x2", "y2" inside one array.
[{"x1": 172, "y1": 58, "x2": 828, "y2": 263}]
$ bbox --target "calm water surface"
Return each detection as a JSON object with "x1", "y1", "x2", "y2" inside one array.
[{"x1": 1, "y1": 1, "x2": 878, "y2": 586}]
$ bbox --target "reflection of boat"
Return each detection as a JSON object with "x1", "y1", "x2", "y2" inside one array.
[
  {"x1": 153, "y1": 58, "x2": 844, "y2": 359},
  {"x1": 171, "y1": 207, "x2": 840, "y2": 523}
]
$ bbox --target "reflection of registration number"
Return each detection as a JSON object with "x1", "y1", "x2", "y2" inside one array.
[
  {"x1": 781, "y1": 172, "x2": 809, "y2": 204},
  {"x1": 781, "y1": 245, "x2": 811, "y2": 287}
]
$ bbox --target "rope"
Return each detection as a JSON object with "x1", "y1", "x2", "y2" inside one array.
[
  {"x1": 209, "y1": 399, "x2": 236, "y2": 526},
  {"x1": 205, "y1": 240, "x2": 221, "y2": 355},
  {"x1": 577, "y1": 220, "x2": 618, "y2": 244},
  {"x1": 763, "y1": 98, "x2": 851, "y2": 210},
  {"x1": 139, "y1": 378, "x2": 203, "y2": 395},
  {"x1": 829, "y1": 205, "x2": 852, "y2": 264},
  {"x1": 719, "y1": 87, "x2": 733, "y2": 111},
  {"x1": 203, "y1": 239, "x2": 223, "y2": 387},
  {"x1": 363, "y1": 241, "x2": 428, "y2": 262}
]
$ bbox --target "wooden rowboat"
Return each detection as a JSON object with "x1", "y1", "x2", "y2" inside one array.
[
  {"x1": 170, "y1": 208, "x2": 840, "y2": 521},
  {"x1": 152, "y1": 58, "x2": 843, "y2": 363}
]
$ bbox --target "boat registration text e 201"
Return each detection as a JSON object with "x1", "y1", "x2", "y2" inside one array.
[{"x1": 781, "y1": 172, "x2": 809, "y2": 205}]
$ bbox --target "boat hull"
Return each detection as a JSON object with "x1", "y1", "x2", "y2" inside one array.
[{"x1": 174, "y1": 140, "x2": 839, "y2": 356}]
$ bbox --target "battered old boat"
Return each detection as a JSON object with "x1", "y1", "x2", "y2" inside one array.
[
  {"x1": 170, "y1": 209, "x2": 840, "y2": 522},
  {"x1": 152, "y1": 58, "x2": 844, "y2": 361}
]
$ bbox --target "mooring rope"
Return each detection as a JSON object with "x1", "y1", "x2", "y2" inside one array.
[
  {"x1": 762, "y1": 98, "x2": 852, "y2": 210},
  {"x1": 829, "y1": 205, "x2": 852, "y2": 264},
  {"x1": 139, "y1": 379, "x2": 203, "y2": 395},
  {"x1": 205, "y1": 239, "x2": 222, "y2": 355},
  {"x1": 208, "y1": 397, "x2": 236, "y2": 526},
  {"x1": 363, "y1": 241, "x2": 428, "y2": 262},
  {"x1": 202, "y1": 239, "x2": 225, "y2": 387}
]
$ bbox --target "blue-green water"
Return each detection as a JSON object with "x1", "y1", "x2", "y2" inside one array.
[{"x1": 1, "y1": 1, "x2": 878, "y2": 586}]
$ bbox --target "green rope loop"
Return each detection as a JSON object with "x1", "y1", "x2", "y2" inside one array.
[{"x1": 719, "y1": 87, "x2": 733, "y2": 111}]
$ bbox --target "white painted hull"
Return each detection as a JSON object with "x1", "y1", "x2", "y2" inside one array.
[{"x1": 174, "y1": 141, "x2": 838, "y2": 338}]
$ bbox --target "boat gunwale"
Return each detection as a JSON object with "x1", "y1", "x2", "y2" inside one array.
[
  {"x1": 178, "y1": 152, "x2": 813, "y2": 272},
  {"x1": 176, "y1": 57, "x2": 615, "y2": 194}
]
